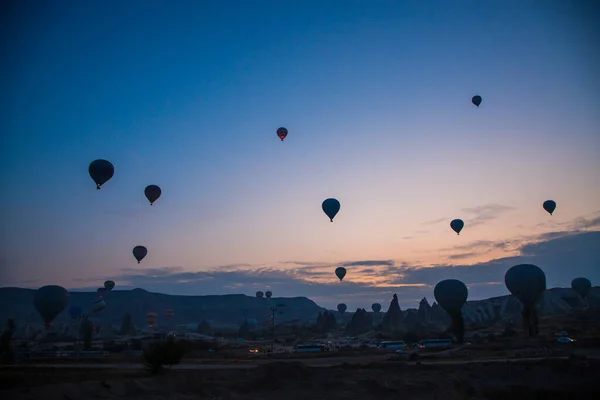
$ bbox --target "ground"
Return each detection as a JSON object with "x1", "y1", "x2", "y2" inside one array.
[{"x1": 1, "y1": 357, "x2": 599, "y2": 399}]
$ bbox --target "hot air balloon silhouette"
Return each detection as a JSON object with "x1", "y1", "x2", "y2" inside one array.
[
  {"x1": 133, "y1": 246, "x2": 147, "y2": 263},
  {"x1": 571, "y1": 277, "x2": 591, "y2": 300},
  {"x1": 543, "y1": 200, "x2": 556, "y2": 215},
  {"x1": 322, "y1": 198, "x2": 341, "y2": 222},
  {"x1": 505, "y1": 264, "x2": 546, "y2": 337},
  {"x1": 277, "y1": 127, "x2": 288, "y2": 141},
  {"x1": 34, "y1": 285, "x2": 69, "y2": 330},
  {"x1": 145, "y1": 185, "x2": 162, "y2": 205},
  {"x1": 434, "y1": 279, "x2": 468, "y2": 344},
  {"x1": 450, "y1": 219, "x2": 464, "y2": 235},
  {"x1": 472, "y1": 95, "x2": 482, "y2": 107},
  {"x1": 337, "y1": 303, "x2": 347, "y2": 316},
  {"x1": 335, "y1": 267, "x2": 347, "y2": 281},
  {"x1": 88, "y1": 159, "x2": 114, "y2": 190}
]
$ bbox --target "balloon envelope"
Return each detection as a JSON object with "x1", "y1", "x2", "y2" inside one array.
[
  {"x1": 450, "y1": 219, "x2": 464, "y2": 235},
  {"x1": 276, "y1": 127, "x2": 288, "y2": 141},
  {"x1": 372, "y1": 303, "x2": 381, "y2": 313},
  {"x1": 92, "y1": 299, "x2": 106, "y2": 313},
  {"x1": 322, "y1": 198, "x2": 341, "y2": 222},
  {"x1": 34, "y1": 285, "x2": 69, "y2": 329},
  {"x1": 145, "y1": 185, "x2": 162, "y2": 205},
  {"x1": 133, "y1": 246, "x2": 147, "y2": 263},
  {"x1": 543, "y1": 200, "x2": 556, "y2": 215},
  {"x1": 504, "y1": 264, "x2": 547, "y2": 307},
  {"x1": 337, "y1": 303, "x2": 347, "y2": 315},
  {"x1": 434, "y1": 279, "x2": 468, "y2": 314},
  {"x1": 571, "y1": 277, "x2": 592, "y2": 299},
  {"x1": 89, "y1": 159, "x2": 114, "y2": 190},
  {"x1": 104, "y1": 280, "x2": 115, "y2": 291},
  {"x1": 256, "y1": 291, "x2": 264, "y2": 299},
  {"x1": 472, "y1": 95, "x2": 482, "y2": 107},
  {"x1": 335, "y1": 267, "x2": 347, "y2": 281},
  {"x1": 265, "y1": 291, "x2": 272, "y2": 299}
]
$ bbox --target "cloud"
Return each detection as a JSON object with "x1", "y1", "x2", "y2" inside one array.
[
  {"x1": 422, "y1": 218, "x2": 447, "y2": 225},
  {"x1": 460, "y1": 203, "x2": 517, "y2": 228},
  {"x1": 67, "y1": 229, "x2": 600, "y2": 311}
]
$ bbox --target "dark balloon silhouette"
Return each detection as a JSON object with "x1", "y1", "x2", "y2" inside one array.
[
  {"x1": 265, "y1": 291, "x2": 272, "y2": 299},
  {"x1": 450, "y1": 219, "x2": 464, "y2": 235},
  {"x1": 337, "y1": 303, "x2": 347, "y2": 315},
  {"x1": 277, "y1": 127, "x2": 288, "y2": 141},
  {"x1": 145, "y1": 185, "x2": 162, "y2": 205},
  {"x1": 322, "y1": 198, "x2": 341, "y2": 222},
  {"x1": 371, "y1": 303, "x2": 381, "y2": 313},
  {"x1": 434, "y1": 279, "x2": 469, "y2": 344},
  {"x1": 505, "y1": 264, "x2": 546, "y2": 337},
  {"x1": 472, "y1": 95, "x2": 482, "y2": 107},
  {"x1": 335, "y1": 267, "x2": 347, "y2": 281},
  {"x1": 571, "y1": 277, "x2": 592, "y2": 299},
  {"x1": 543, "y1": 200, "x2": 556, "y2": 215},
  {"x1": 68, "y1": 306, "x2": 82, "y2": 320},
  {"x1": 33, "y1": 285, "x2": 69, "y2": 330},
  {"x1": 104, "y1": 280, "x2": 115, "y2": 291},
  {"x1": 256, "y1": 291, "x2": 264, "y2": 299},
  {"x1": 133, "y1": 246, "x2": 147, "y2": 263},
  {"x1": 88, "y1": 159, "x2": 114, "y2": 190}
]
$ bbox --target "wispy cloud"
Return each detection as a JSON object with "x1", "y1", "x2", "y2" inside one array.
[{"x1": 461, "y1": 203, "x2": 517, "y2": 228}]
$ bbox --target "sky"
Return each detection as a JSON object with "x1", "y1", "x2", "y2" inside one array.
[{"x1": 1, "y1": 0, "x2": 599, "y2": 310}]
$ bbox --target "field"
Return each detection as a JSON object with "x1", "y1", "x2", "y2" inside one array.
[{"x1": 1, "y1": 356, "x2": 599, "y2": 400}]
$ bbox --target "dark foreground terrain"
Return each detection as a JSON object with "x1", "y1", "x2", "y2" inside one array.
[{"x1": 2, "y1": 356, "x2": 599, "y2": 400}]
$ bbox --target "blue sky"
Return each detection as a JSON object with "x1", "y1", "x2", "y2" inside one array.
[{"x1": 1, "y1": 0, "x2": 599, "y2": 310}]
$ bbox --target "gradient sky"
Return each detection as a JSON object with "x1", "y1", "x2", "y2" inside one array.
[{"x1": 1, "y1": 0, "x2": 599, "y2": 310}]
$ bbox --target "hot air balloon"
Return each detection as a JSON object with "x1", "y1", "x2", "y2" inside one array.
[
  {"x1": 97, "y1": 287, "x2": 106, "y2": 298},
  {"x1": 472, "y1": 95, "x2": 482, "y2": 107},
  {"x1": 144, "y1": 185, "x2": 162, "y2": 205},
  {"x1": 256, "y1": 291, "x2": 264, "y2": 299},
  {"x1": 571, "y1": 277, "x2": 592, "y2": 300},
  {"x1": 146, "y1": 312, "x2": 158, "y2": 328},
  {"x1": 505, "y1": 264, "x2": 546, "y2": 337},
  {"x1": 543, "y1": 200, "x2": 556, "y2": 215},
  {"x1": 335, "y1": 267, "x2": 347, "y2": 281},
  {"x1": 434, "y1": 279, "x2": 469, "y2": 344},
  {"x1": 276, "y1": 127, "x2": 288, "y2": 141},
  {"x1": 104, "y1": 280, "x2": 115, "y2": 291},
  {"x1": 371, "y1": 303, "x2": 381, "y2": 313},
  {"x1": 322, "y1": 198, "x2": 341, "y2": 222},
  {"x1": 265, "y1": 291, "x2": 272, "y2": 299},
  {"x1": 92, "y1": 298, "x2": 106, "y2": 313},
  {"x1": 450, "y1": 219, "x2": 464, "y2": 235},
  {"x1": 68, "y1": 306, "x2": 82, "y2": 320},
  {"x1": 337, "y1": 303, "x2": 347, "y2": 315},
  {"x1": 133, "y1": 246, "x2": 147, "y2": 263},
  {"x1": 33, "y1": 285, "x2": 69, "y2": 330},
  {"x1": 89, "y1": 159, "x2": 114, "y2": 190}
]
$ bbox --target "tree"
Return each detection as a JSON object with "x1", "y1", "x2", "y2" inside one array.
[
  {"x1": 143, "y1": 338, "x2": 190, "y2": 374},
  {"x1": 238, "y1": 319, "x2": 251, "y2": 338}
]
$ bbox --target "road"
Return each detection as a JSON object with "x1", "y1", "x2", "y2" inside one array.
[{"x1": 2, "y1": 356, "x2": 571, "y2": 370}]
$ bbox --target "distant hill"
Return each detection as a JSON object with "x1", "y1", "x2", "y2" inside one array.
[{"x1": 0, "y1": 287, "x2": 326, "y2": 332}]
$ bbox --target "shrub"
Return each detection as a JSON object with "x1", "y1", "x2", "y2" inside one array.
[{"x1": 142, "y1": 338, "x2": 190, "y2": 374}]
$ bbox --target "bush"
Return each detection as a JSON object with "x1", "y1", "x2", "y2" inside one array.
[{"x1": 142, "y1": 339, "x2": 190, "y2": 374}]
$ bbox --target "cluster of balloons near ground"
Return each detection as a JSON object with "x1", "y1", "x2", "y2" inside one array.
[{"x1": 33, "y1": 269, "x2": 591, "y2": 334}]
